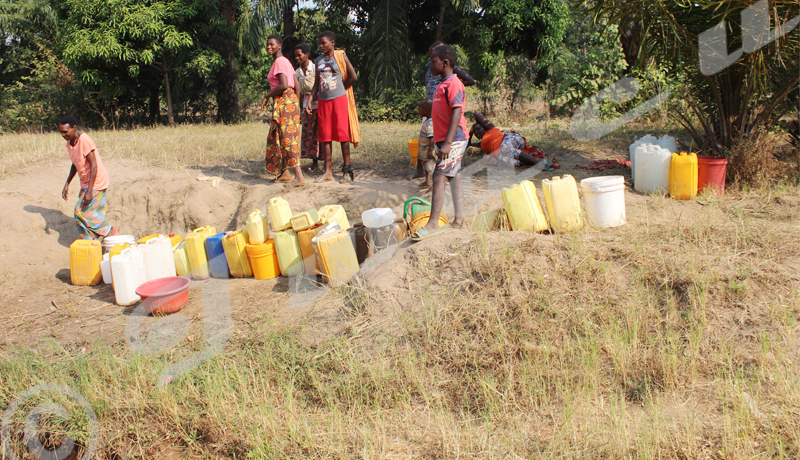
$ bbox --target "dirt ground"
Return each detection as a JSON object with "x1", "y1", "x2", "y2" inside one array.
[{"x1": 0, "y1": 144, "x2": 787, "y2": 354}]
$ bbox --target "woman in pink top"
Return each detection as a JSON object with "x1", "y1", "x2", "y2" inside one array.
[
  {"x1": 261, "y1": 34, "x2": 305, "y2": 186},
  {"x1": 59, "y1": 116, "x2": 117, "y2": 239}
]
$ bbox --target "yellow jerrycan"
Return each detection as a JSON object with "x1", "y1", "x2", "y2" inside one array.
[
  {"x1": 290, "y1": 208, "x2": 320, "y2": 232},
  {"x1": 501, "y1": 180, "x2": 548, "y2": 232},
  {"x1": 542, "y1": 174, "x2": 584, "y2": 233},
  {"x1": 318, "y1": 204, "x2": 350, "y2": 230},
  {"x1": 172, "y1": 240, "x2": 190, "y2": 277},
  {"x1": 246, "y1": 209, "x2": 268, "y2": 244},
  {"x1": 185, "y1": 225, "x2": 216, "y2": 279},
  {"x1": 222, "y1": 230, "x2": 253, "y2": 278},
  {"x1": 297, "y1": 224, "x2": 324, "y2": 276},
  {"x1": 268, "y1": 197, "x2": 293, "y2": 232},
  {"x1": 70, "y1": 240, "x2": 103, "y2": 286},
  {"x1": 669, "y1": 152, "x2": 698, "y2": 200},
  {"x1": 316, "y1": 230, "x2": 359, "y2": 288},
  {"x1": 274, "y1": 229, "x2": 304, "y2": 277}
]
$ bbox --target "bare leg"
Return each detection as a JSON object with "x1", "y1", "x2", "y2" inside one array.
[
  {"x1": 517, "y1": 151, "x2": 542, "y2": 167},
  {"x1": 316, "y1": 142, "x2": 334, "y2": 182},
  {"x1": 450, "y1": 171, "x2": 465, "y2": 229},
  {"x1": 419, "y1": 171, "x2": 432, "y2": 187},
  {"x1": 422, "y1": 173, "x2": 448, "y2": 234},
  {"x1": 289, "y1": 164, "x2": 305, "y2": 186},
  {"x1": 340, "y1": 141, "x2": 353, "y2": 183},
  {"x1": 407, "y1": 161, "x2": 424, "y2": 180}
]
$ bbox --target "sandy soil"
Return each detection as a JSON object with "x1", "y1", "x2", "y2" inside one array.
[{"x1": 0, "y1": 147, "x2": 703, "y2": 352}]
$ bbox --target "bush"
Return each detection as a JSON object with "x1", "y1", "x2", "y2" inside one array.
[{"x1": 357, "y1": 86, "x2": 426, "y2": 123}]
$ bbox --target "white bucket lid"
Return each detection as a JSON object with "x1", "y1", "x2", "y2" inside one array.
[
  {"x1": 102, "y1": 235, "x2": 136, "y2": 249},
  {"x1": 580, "y1": 176, "x2": 625, "y2": 192}
]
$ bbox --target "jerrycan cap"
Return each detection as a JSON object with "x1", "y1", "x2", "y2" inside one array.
[
  {"x1": 91, "y1": 241, "x2": 99, "y2": 246},
  {"x1": 226, "y1": 232, "x2": 235, "y2": 238}
]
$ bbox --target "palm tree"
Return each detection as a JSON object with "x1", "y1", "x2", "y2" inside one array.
[{"x1": 594, "y1": 0, "x2": 799, "y2": 156}]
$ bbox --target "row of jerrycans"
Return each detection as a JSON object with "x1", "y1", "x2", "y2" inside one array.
[
  {"x1": 172, "y1": 201, "x2": 360, "y2": 287},
  {"x1": 631, "y1": 137, "x2": 698, "y2": 199},
  {"x1": 75, "y1": 234, "x2": 180, "y2": 306},
  {"x1": 501, "y1": 175, "x2": 585, "y2": 233}
]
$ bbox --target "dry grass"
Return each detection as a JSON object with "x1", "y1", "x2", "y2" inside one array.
[
  {"x1": 1, "y1": 122, "x2": 799, "y2": 459},
  {"x1": 0, "y1": 122, "x2": 420, "y2": 180}
]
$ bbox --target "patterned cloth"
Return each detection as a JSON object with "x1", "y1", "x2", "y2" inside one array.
[
  {"x1": 435, "y1": 139, "x2": 468, "y2": 178},
  {"x1": 300, "y1": 108, "x2": 319, "y2": 159},
  {"x1": 265, "y1": 88, "x2": 301, "y2": 175},
  {"x1": 75, "y1": 189, "x2": 112, "y2": 239},
  {"x1": 495, "y1": 132, "x2": 526, "y2": 167},
  {"x1": 418, "y1": 117, "x2": 434, "y2": 153}
]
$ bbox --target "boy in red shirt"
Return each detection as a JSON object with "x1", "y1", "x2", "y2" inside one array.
[
  {"x1": 59, "y1": 116, "x2": 117, "y2": 239},
  {"x1": 411, "y1": 45, "x2": 468, "y2": 241}
]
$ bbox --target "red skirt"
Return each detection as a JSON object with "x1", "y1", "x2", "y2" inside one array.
[{"x1": 317, "y1": 95, "x2": 350, "y2": 143}]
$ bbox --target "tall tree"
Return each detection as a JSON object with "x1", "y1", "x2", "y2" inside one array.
[
  {"x1": 60, "y1": 0, "x2": 199, "y2": 125},
  {"x1": 363, "y1": 0, "x2": 410, "y2": 96}
]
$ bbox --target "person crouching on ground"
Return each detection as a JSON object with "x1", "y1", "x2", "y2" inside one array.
[
  {"x1": 468, "y1": 112, "x2": 541, "y2": 167},
  {"x1": 59, "y1": 116, "x2": 118, "y2": 240},
  {"x1": 411, "y1": 45, "x2": 469, "y2": 241},
  {"x1": 306, "y1": 30, "x2": 359, "y2": 183},
  {"x1": 262, "y1": 34, "x2": 305, "y2": 186},
  {"x1": 416, "y1": 99, "x2": 435, "y2": 190}
]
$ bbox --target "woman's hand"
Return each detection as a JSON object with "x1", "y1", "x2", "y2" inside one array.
[{"x1": 82, "y1": 190, "x2": 93, "y2": 207}]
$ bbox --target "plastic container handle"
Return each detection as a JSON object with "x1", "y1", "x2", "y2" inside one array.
[{"x1": 403, "y1": 197, "x2": 431, "y2": 220}]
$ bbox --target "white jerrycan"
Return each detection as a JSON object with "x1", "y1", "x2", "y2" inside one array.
[
  {"x1": 111, "y1": 246, "x2": 148, "y2": 306},
  {"x1": 142, "y1": 235, "x2": 177, "y2": 280}
]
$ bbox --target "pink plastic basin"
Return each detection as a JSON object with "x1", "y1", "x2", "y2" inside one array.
[{"x1": 135, "y1": 276, "x2": 191, "y2": 315}]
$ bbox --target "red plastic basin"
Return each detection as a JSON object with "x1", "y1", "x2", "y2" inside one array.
[{"x1": 135, "y1": 276, "x2": 191, "y2": 315}]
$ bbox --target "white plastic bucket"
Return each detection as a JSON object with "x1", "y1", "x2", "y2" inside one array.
[
  {"x1": 102, "y1": 235, "x2": 136, "y2": 253},
  {"x1": 580, "y1": 176, "x2": 626, "y2": 228}
]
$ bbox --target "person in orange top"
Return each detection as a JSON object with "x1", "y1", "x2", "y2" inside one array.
[
  {"x1": 59, "y1": 116, "x2": 117, "y2": 239},
  {"x1": 468, "y1": 112, "x2": 541, "y2": 167}
]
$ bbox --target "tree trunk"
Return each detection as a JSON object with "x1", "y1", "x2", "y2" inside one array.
[
  {"x1": 283, "y1": 1, "x2": 295, "y2": 37},
  {"x1": 149, "y1": 85, "x2": 160, "y2": 125},
  {"x1": 619, "y1": 15, "x2": 641, "y2": 69},
  {"x1": 162, "y1": 61, "x2": 175, "y2": 126},
  {"x1": 211, "y1": 0, "x2": 238, "y2": 124},
  {"x1": 435, "y1": 5, "x2": 446, "y2": 41}
]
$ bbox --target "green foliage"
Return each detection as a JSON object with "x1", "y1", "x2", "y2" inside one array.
[
  {"x1": 547, "y1": 19, "x2": 628, "y2": 113},
  {"x1": 358, "y1": 86, "x2": 425, "y2": 122},
  {"x1": 363, "y1": 0, "x2": 410, "y2": 97},
  {"x1": 0, "y1": 48, "x2": 82, "y2": 132},
  {"x1": 59, "y1": 0, "x2": 197, "y2": 80},
  {"x1": 593, "y1": 0, "x2": 800, "y2": 155},
  {"x1": 464, "y1": 0, "x2": 570, "y2": 64}
]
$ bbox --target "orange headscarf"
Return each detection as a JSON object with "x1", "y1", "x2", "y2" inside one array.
[{"x1": 480, "y1": 127, "x2": 504, "y2": 154}]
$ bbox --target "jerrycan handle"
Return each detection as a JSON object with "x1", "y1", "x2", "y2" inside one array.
[{"x1": 403, "y1": 197, "x2": 430, "y2": 220}]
